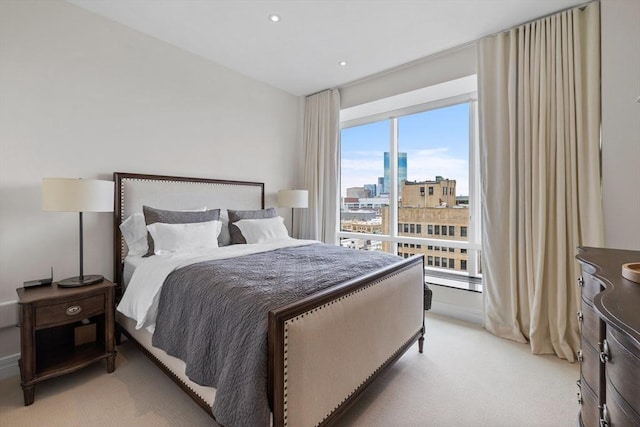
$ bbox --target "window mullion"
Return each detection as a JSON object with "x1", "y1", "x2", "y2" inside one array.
[
  {"x1": 468, "y1": 98, "x2": 481, "y2": 276},
  {"x1": 389, "y1": 118, "x2": 398, "y2": 255}
]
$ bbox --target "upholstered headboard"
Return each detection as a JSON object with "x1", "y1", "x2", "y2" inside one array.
[{"x1": 113, "y1": 172, "x2": 264, "y2": 288}]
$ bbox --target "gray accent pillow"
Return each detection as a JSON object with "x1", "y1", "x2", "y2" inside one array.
[
  {"x1": 142, "y1": 206, "x2": 220, "y2": 256},
  {"x1": 228, "y1": 208, "x2": 277, "y2": 244}
]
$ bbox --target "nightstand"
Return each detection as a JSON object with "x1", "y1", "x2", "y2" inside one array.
[{"x1": 16, "y1": 280, "x2": 116, "y2": 406}]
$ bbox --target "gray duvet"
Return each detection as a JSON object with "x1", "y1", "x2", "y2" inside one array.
[{"x1": 152, "y1": 242, "x2": 400, "y2": 427}]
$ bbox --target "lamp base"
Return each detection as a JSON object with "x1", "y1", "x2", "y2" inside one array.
[{"x1": 57, "y1": 275, "x2": 104, "y2": 288}]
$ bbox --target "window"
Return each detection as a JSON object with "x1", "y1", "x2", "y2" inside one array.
[
  {"x1": 338, "y1": 77, "x2": 482, "y2": 284},
  {"x1": 461, "y1": 260, "x2": 467, "y2": 270},
  {"x1": 427, "y1": 256, "x2": 433, "y2": 266}
]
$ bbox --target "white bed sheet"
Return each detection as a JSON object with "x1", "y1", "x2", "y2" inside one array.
[{"x1": 123, "y1": 254, "x2": 145, "y2": 289}]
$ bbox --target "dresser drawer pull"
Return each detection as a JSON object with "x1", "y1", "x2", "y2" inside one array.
[
  {"x1": 577, "y1": 276, "x2": 584, "y2": 287},
  {"x1": 599, "y1": 340, "x2": 610, "y2": 364},
  {"x1": 577, "y1": 391, "x2": 583, "y2": 405},
  {"x1": 577, "y1": 311, "x2": 583, "y2": 322},
  {"x1": 577, "y1": 350, "x2": 583, "y2": 362},
  {"x1": 65, "y1": 305, "x2": 82, "y2": 316}
]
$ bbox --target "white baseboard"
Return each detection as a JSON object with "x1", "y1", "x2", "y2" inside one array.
[
  {"x1": 429, "y1": 301, "x2": 484, "y2": 325},
  {"x1": 0, "y1": 353, "x2": 20, "y2": 380}
]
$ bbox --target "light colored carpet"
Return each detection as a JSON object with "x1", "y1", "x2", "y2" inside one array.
[{"x1": 0, "y1": 313, "x2": 579, "y2": 426}]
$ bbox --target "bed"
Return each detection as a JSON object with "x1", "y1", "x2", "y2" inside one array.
[{"x1": 113, "y1": 172, "x2": 426, "y2": 427}]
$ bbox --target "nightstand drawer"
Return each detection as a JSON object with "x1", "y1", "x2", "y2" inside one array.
[{"x1": 35, "y1": 294, "x2": 105, "y2": 328}]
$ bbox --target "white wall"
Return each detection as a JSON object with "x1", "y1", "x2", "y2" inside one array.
[
  {"x1": 601, "y1": 0, "x2": 640, "y2": 250},
  {"x1": 0, "y1": 1, "x2": 302, "y2": 359}
]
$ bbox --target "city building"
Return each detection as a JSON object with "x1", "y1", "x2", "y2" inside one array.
[
  {"x1": 387, "y1": 179, "x2": 470, "y2": 272},
  {"x1": 401, "y1": 176, "x2": 457, "y2": 208},
  {"x1": 342, "y1": 197, "x2": 389, "y2": 212},
  {"x1": 363, "y1": 183, "x2": 377, "y2": 198},
  {"x1": 346, "y1": 187, "x2": 369, "y2": 198},
  {"x1": 383, "y1": 152, "x2": 407, "y2": 195}
]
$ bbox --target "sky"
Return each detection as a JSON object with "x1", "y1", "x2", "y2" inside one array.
[{"x1": 341, "y1": 102, "x2": 470, "y2": 197}]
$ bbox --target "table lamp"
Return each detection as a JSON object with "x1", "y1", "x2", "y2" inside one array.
[
  {"x1": 277, "y1": 189, "x2": 308, "y2": 236},
  {"x1": 42, "y1": 178, "x2": 114, "y2": 287}
]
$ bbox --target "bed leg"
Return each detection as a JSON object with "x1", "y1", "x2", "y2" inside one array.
[{"x1": 418, "y1": 334, "x2": 425, "y2": 353}]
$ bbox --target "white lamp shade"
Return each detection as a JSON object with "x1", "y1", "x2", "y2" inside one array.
[
  {"x1": 277, "y1": 190, "x2": 308, "y2": 209},
  {"x1": 42, "y1": 178, "x2": 114, "y2": 212}
]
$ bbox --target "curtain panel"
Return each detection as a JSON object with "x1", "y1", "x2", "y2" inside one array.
[
  {"x1": 477, "y1": 2, "x2": 603, "y2": 361},
  {"x1": 298, "y1": 89, "x2": 340, "y2": 244}
]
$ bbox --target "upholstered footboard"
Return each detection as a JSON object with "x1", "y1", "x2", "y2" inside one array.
[{"x1": 269, "y1": 255, "x2": 425, "y2": 427}]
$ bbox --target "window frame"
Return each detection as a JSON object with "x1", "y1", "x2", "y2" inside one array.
[{"x1": 338, "y1": 87, "x2": 482, "y2": 280}]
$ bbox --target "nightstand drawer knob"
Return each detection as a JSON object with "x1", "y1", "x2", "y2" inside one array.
[{"x1": 66, "y1": 305, "x2": 82, "y2": 316}]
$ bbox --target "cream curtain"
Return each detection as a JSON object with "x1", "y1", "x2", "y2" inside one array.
[
  {"x1": 298, "y1": 89, "x2": 340, "y2": 244},
  {"x1": 477, "y1": 2, "x2": 603, "y2": 361}
]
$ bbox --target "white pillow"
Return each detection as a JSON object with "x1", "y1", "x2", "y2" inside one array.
[
  {"x1": 234, "y1": 216, "x2": 290, "y2": 244},
  {"x1": 119, "y1": 213, "x2": 148, "y2": 256},
  {"x1": 146, "y1": 220, "x2": 222, "y2": 255},
  {"x1": 120, "y1": 207, "x2": 207, "y2": 256}
]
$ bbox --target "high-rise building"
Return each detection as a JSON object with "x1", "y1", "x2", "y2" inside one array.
[
  {"x1": 383, "y1": 152, "x2": 407, "y2": 195},
  {"x1": 363, "y1": 183, "x2": 377, "y2": 198},
  {"x1": 377, "y1": 177, "x2": 384, "y2": 196}
]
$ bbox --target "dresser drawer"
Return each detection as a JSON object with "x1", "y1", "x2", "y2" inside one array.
[
  {"x1": 580, "y1": 301, "x2": 602, "y2": 350},
  {"x1": 580, "y1": 339, "x2": 602, "y2": 396},
  {"x1": 34, "y1": 294, "x2": 105, "y2": 328},
  {"x1": 605, "y1": 327, "x2": 640, "y2": 414},
  {"x1": 580, "y1": 272, "x2": 601, "y2": 305},
  {"x1": 604, "y1": 379, "x2": 640, "y2": 427},
  {"x1": 579, "y1": 380, "x2": 600, "y2": 427}
]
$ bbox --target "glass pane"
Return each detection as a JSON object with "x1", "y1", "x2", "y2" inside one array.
[
  {"x1": 397, "y1": 103, "x2": 470, "y2": 272},
  {"x1": 340, "y1": 120, "x2": 390, "y2": 252}
]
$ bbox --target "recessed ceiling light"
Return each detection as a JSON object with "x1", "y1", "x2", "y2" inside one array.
[
  {"x1": 268, "y1": 14, "x2": 280, "y2": 22},
  {"x1": 339, "y1": 61, "x2": 347, "y2": 66}
]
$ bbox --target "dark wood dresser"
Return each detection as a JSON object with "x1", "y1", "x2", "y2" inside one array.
[{"x1": 576, "y1": 247, "x2": 640, "y2": 427}]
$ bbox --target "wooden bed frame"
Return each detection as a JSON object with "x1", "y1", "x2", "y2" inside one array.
[{"x1": 113, "y1": 172, "x2": 426, "y2": 427}]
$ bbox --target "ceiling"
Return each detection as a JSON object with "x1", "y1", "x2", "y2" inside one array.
[{"x1": 68, "y1": 0, "x2": 587, "y2": 97}]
